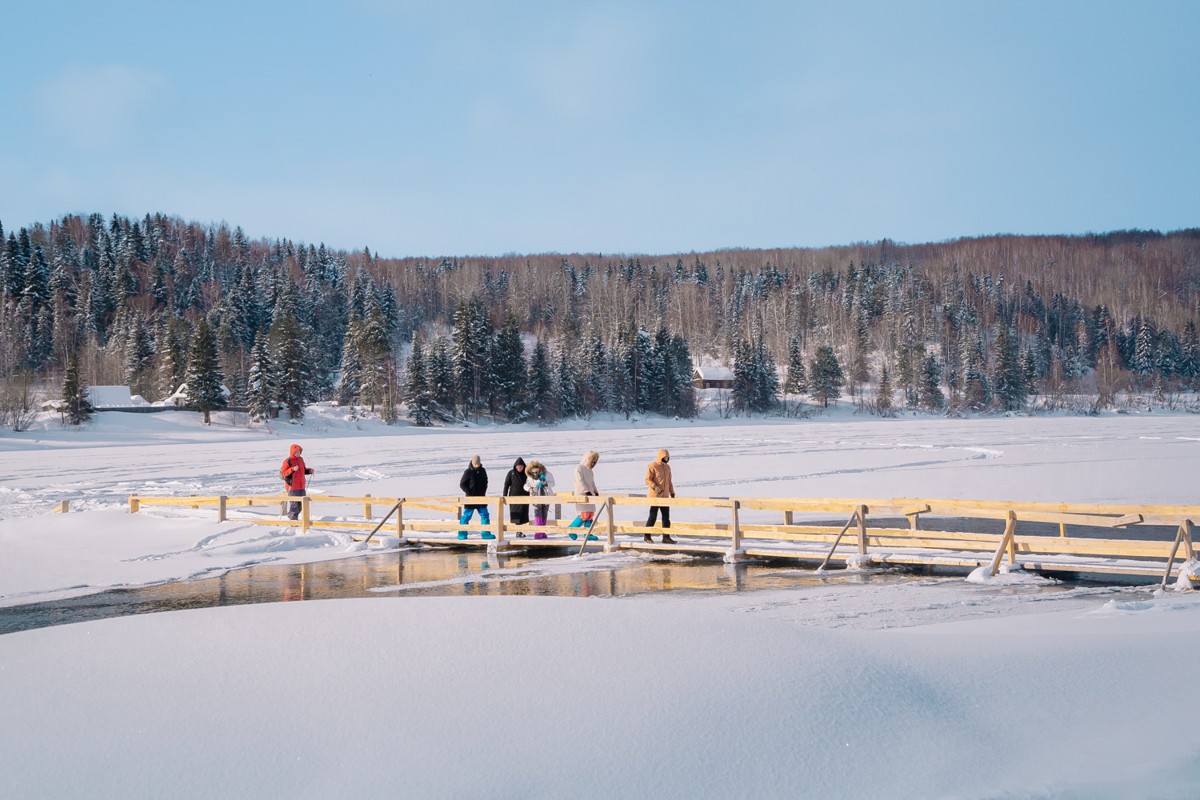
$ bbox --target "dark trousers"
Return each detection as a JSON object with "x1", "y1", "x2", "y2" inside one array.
[
  {"x1": 646, "y1": 505, "x2": 671, "y2": 528},
  {"x1": 509, "y1": 500, "x2": 529, "y2": 525},
  {"x1": 288, "y1": 488, "x2": 306, "y2": 520}
]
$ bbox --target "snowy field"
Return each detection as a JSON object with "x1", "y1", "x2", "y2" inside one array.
[{"x1": 3, "y1": 407, "x2": 1200, "y2": 798}]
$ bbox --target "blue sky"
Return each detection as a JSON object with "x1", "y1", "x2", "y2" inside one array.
[{"x1": 1, "y1": 0, "x2": 1196, "y2": 257}]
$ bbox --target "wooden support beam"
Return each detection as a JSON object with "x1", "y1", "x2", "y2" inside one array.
[
  {"x1": 129, "y1": 494, "x2": 140, "y2": 513},
  {"x1": 54, "y1": 500, "x2": 70, "y2": 513},
  {"x1": 364, "y1": 493, "x2": 372, "y2": 520},
  {"x1": 218, "y1": 496, "x2": 227, "y2": 523},
  {"x1": 857, "y1": 505, "x2": 869, "y2": 555},
  {"x1": 300, "y1": 496, "x2": 311, "y2": 534},
  {"x1": 989, "y1": 510, "x2": 1018, "y2": 577}
]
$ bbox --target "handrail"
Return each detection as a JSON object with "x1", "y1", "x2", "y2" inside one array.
[{"x1": 123, "y1": 491, "x2": 1200, "y2": 581}]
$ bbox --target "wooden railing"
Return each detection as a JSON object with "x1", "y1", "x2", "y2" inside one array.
[{"x1": 125, "y1": 492, "x2": 1200, "y2": 586}]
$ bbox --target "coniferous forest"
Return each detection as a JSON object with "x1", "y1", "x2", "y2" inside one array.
[{"x1": 2, "y1": 212, "x2": 1199, "y2": 427}]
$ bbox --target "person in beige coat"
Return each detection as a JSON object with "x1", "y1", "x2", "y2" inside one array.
[
  {"x1": 568, "y1": 451, "x2": 600, "y2": 539},
  {"x1": 644, "y1": 449, "x2": 677, "y2": 544}
]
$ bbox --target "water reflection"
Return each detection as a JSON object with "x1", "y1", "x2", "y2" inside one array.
[{"x1": 0, "y1": 545, "x2": 914, "y2": 635}]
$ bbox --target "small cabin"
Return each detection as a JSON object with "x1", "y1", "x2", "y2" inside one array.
[{"x1": 692, "y1": 365, "x2": 734, "y2": 390}]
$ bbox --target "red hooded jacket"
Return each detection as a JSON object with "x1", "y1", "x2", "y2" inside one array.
[{"x1": 280, "y1": 444, "x2": 312, "y2": 491}]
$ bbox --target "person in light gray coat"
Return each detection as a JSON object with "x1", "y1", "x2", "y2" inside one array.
[{"x1": 569, "y1": 451, "x2": 600, "y2": 536}]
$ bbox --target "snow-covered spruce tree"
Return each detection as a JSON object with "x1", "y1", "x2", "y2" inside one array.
[
  {"x1": 246, "y1": 332, "x2": 275, "y2": 421},
  {"x1": 751, "y1": 337, "x2": 780, "y2": 412},
  {"x1": 490, "y1": 314, "x2": 527, "y2": 422},
  {"x1": 876, "y1": 363, "x2": 894, "y2": 416},
  {"x1": 356, "y1": 302, "x2": 393, "y2": 411},
  {"x1": 526, "y1": 339, "x2": 554, "y2": 423},
  {"x1": 809, "y1": 344, "x2": 845, "y2": 408},
  {"x1": 183, "y1": 317, "x2": 226, "y2": 424},
  {"x1": 155, "y1": 314, "x2": 190, "y2": 401},
  {"x1": 784, "y1": 337, "x2": 808, "y2": 395},
  {"x1": 123, "y1": 314, "x2": 154, "y2": 397},
  {"x1": 269, "y1": 312, "x2": 310, "y2": 421},
  {"x1": 426, "y1": 336, "x2": 456, "y2": 415},
  {"x1": 556, "y1": 343, "x2": 580, "y2": 419},
  {"x1": 403, "y1": 332, "x2": 433, "y2": 426},
  {"x1": 60, "y1": 350, "x2": 93, "y2": 425},
  {"x1": 336, "y1": 315, "x2": 363, "y2": 408},
  {"x1": 919, "y1": 353, "x2": 944, "y2": 411},
  {"x1": 991, "y1": 322, "x2": 1026, "y2": 411},
  {"x1": 731, "y1": 338, "x2": 754, "y2": 415}
]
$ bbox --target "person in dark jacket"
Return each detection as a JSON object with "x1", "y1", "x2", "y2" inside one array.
[
  {"x1": 458, "y1": 455, "x2": 491, "y2": 540},
  {"x1": 502, "y1": 457, "x2": 530, "y2": 529}
]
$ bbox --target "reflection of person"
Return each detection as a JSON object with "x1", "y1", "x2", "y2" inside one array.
[
  {"x1": 525, "y1": 461, "x2": 555, "y2": 540},
  {"x1": 458, "y1": 455, "x2": 491, "y2": 540},
  {"x1": 279, "y1": 443, "x2": 314, "y2": 521},
  {"x1": 644, "y1": 448, "x2": 677, "y2": 544},
  {"x1": 503, "y1": 457, "x2": 530, "y2": 528},
  {"x1": 569, "y1": 451, "x2": 600, "y2": 540}
]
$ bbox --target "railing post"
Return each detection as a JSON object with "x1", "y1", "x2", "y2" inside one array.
[
  {"x1": 56, "y1": 500, "x2": 70, "y2": 513},
  {"x1": 218, "y1": 495, "x2": 227, "y2": 523},
  {"x1": 857, "y1": 504, "x2": 868, "y2": 555},
  {"x1": 494, "y1": 497, "x2": 505, "y2": 546},
  {"x1": 129, "y1": 494, "x2": 140, "y2": 514},
  {"x1": 724, "y1": 499, "x2": 746, "y2": 563},
  {"x1": 364, "y1": 493, "x2": 373, "y2": 520},
  {"x1": 395, "y1": 499, "x2": 406, "y2": 543},
  {"x1": 301, "y1": 495, "x2": 311, "y2": 533},
  {"x1": 605, "y1": 497, "x2": 616, "y2": 552},
  {"x1": 784, "y1": 510, "x2": 793, "y2": 526}
]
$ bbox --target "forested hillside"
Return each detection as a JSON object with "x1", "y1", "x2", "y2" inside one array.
[{"x1": 2, "y1": 212, "x2": 1198, "y2": 426}]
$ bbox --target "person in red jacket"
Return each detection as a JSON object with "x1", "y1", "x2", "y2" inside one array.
[{"x1": 280, "y1": 443, "x2": 314, "y2": 521}]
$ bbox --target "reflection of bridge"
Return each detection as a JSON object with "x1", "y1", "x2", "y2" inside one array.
[{"x1": 124, "y1": 492, "x2": 1200, "y2": 587}]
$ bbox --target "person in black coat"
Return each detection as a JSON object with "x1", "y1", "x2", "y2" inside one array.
[
  {"x1": 458, "y1": 455, "x2": 491, "y2": 540},
  {"x1": 502, "y1": 457, "x2": 530, "y2": 527}
]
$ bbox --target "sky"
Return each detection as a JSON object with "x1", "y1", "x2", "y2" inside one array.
[{"x1": 1, "y1": 0, "x2": 1197, "y2": 258}]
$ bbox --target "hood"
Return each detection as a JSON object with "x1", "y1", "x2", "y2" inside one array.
[
  {"x1": 581, "y1": 451, "x2": 599, "y2": 468},
  {"x1": 289, "y1": 444, "x2": 303, "y2": 458},
  {"x1": 512, "y1": 457, "x2": 526, "y2": 470},
  {"x1": 526, "y1": 460, "x2": 544, "y2": 477},
  {"x1": 657, "y1": 449, "x2": 670, "y2": 463}
]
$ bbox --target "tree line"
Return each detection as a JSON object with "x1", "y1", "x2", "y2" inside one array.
[{"x1": 1, "y1": 212, "x2": 1198, "y2": 427}]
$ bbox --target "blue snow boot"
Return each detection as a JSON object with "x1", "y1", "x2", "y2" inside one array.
[
  {"x1": 481, "y1": 532, "x2": 496, "y2": 540},
  {"x1": 457, "y1": 532, "x2": 468, "y2": 540},
  {"x1": 568, "y1": 532, "x2": 578, "y2": 540}
]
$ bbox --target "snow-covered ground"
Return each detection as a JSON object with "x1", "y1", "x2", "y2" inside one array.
[{"x1": 3, "y1": 407, "x2": 1200, "y2": 798}]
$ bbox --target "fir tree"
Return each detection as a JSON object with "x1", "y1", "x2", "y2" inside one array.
[
  {"x1": 60, "y1": 350, "x2": 93, "y2": 425},
  {"x1": 246, "y1": 332, "x2": 276, "y2": 421},
  {"x1": 527, "y1": 339, "x2": 554, "y2": 423},
  {"x1": 783, "y1": 337, "x2": 808, "y2": 395},
  {"x1": 809, "y1": 344, "x2": 845, "y2": 408},
  {"x1": 403, "y1": 332, "x2": 433, "y2": 426},
  {"x1": 919, "y1": 353, "x2": 944, "y2": 411},
  {"x1": 269, "y1": 312, "x2": 310, "y2": 420},
  {"x1": 876, "y1": 363, "x2": 894, "y2": 415},
  {"x1": 491, "y1": 314, "x2": 527, "y2": 421},
  {"x1": 183, "y1": 318, "x2": 226, "y2": 424},
  {"x1": 426, "y1": 336, "x2": 456, "y2": 414},
  {"x1": 336, "y1": 316, "x2": 363, "y2": 407}
]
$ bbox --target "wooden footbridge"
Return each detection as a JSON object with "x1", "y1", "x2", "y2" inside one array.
[{"x1": 125, "y1": 491, "x2": 1200, "y2": 587}]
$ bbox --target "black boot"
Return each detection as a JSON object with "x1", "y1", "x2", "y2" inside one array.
[
  {"x1": 644, "y1": 534, "x2": 653, "y2": 543},
  {"x1": 662, "y1": 534, "x2": 676, "y2": 544}
]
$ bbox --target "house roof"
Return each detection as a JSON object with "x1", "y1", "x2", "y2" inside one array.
[{"x1": 693, "y1": 366, "x2": 734, "y2": 381}]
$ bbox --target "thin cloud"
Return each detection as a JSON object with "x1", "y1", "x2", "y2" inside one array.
[{"x1": 35, "y1": 64, "x2": 168, "y2": 149}]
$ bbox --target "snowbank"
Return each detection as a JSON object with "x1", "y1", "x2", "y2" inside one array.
[{"x1": 2, "y1": 594, "x2": 1199, "y2": 799}]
